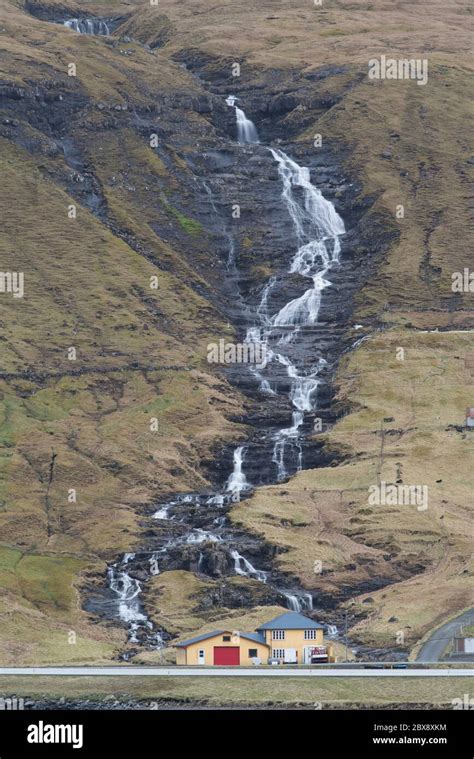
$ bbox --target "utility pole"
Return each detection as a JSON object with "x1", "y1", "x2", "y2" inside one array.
[
  {"x1": 344, "y1": 604, "x2": 353, "y2": 662},
  {"x1": 345, "y1": 608, "x2": 349, "y2": 662}
]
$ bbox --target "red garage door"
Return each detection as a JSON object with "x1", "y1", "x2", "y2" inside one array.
[{"x1": 213, "y1": 647, "x2": 240, "y2": 665}]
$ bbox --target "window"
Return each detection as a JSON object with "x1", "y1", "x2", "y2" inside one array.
[
  {"x1": 272, "y1": 630, "x2": 285, "y2": 640},
  {"x1": 248, "y1": 648, "x2": 258, "y2": 658},
  {"x1": 223, "y1": 635, "x2": 231, "y2": 642},
  {"x1": 272, "y1": 649, "x2": 285, "y2": 659},
  {"x1": 304, "y1": 630, "x2": 317, "y2": 640}
]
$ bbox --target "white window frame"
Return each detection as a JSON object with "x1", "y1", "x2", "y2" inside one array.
[
  {"x1": 271, "y1": 629, "x2": 285, "y2": 640},
  {"x1": 304, "y1": 629, "x2": 317, "y2": 640},
  {"x1": 272, "y1": 649, "x2": 285, "y2": 659}
]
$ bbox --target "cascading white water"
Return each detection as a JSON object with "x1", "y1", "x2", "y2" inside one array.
[
  {"x1": 107, "y1": 556, "x2": 165, "y2": 648},
  {"x1": 256, "y1": 276, "x2": 276, "y2": 325},
  {"x1": 184, "y1": 530, "x2": 220, "y2": 544},
  {"x1": 269, "y1": 148, "x2": 344, "y2": 328},
  {"x1": 103, "y1": 99, "x2": 345, "y2": 645},
  {"x1": 285, "y1": 594, "x2": 299, "y2": 612},
  {"x1": 226, "y1": 446, "x2": 250, "y2": 501},
  {"x1": 149, "y1": 552, "x2": 161, "y2": 575},
  {"x1": 271, "y1": 411, "x2": 304, "y2": 481},
  {"x1": 64, "y1": 19, "x2": 110, "y2": 35},
  {"x1": 207, "y1": 494, "x2": 225, "y2": 507},
  {"x1": 230, "y1": 549, "x2": 268, "y2": 583},
  {"x1": 197, "y1": 552, "x2": 204, "y2": 573},
  {"x1": 226, "y1": 96, "x2": 259, "y2": 145},
  {"x1": 282, "y1": 592, "x2": 313, "y2": 613},
  {"x1": 270, "y1": 152, "x2": 344, "y2": 327},
  {"x1": 265, "y1": 148, "x2": 344, "y2": 478},
  {"x1": 224, "y1": 101, "x2": 344, "y2": 480},
  {"x1": 304, "y1": 592, "x2": 314, "y2": 611},
  {"x1": 235, "y1": 107, "x2": 259, "y2": 145},
  {"x1": 153, "y1": 506, "x2": 169, "y2": 520},
  {"x1": 107, "y1": 567, "x2": 147, "y2": 625}
]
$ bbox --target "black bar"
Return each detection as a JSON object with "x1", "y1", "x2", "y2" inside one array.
[{"x1": 0, "y1": 709, "x2": 471, "y2": 756}]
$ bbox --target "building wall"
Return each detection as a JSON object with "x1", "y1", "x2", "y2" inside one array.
[
  {"x1": 176, "y1": 628, "x2": 335, "y2": 665},
  {"x1": 176, "y1": 633, "x2": 269, "y2": 665},
  {"x1": 455, "y1": 637, "x2": 474, "y2": 654},
  {"x1": 260, "y1": 628, "x2": 325, "y2": 662}
]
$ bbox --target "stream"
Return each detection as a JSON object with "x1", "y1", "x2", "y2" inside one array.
[
  {"x1": 97, "y1": 98, "x2": 346, "y2": 655},
  {"x1": 63, "y1": 19, "x2": 110, "y2": 35}
]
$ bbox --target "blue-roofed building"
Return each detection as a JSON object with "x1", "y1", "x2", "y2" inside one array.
[
  {"x1": 175, "y1": 611, "x2": 334, "y2": 665},
  {"x1": 256, "y1": 612, "x2": 325, "y2": 631}
]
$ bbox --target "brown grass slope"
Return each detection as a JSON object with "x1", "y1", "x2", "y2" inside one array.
[
  {"x1": 0, "y1": 0, "x2": 247, "y2": 663},
  {"x1": 0, "y1": 0, "x2": 472, "y2": 662}
]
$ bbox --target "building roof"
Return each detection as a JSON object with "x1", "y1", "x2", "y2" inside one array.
[
  {"x1": 256, "y1": 612, "x2": 324, "y2": 631},
  {"x1": 175, "y1": 630, "x2": 268, "y2": 648},
  {"x1": 175, "y1": 612, "x2": 324, "y2": 647},
  {"x1": 241, "y1": 632, "x2": 267, "y2": 645}
]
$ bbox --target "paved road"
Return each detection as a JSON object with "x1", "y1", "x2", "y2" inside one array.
[
  {"x1": 417, "y1": 609, "x2": 474, "y2": 662},
  {"x1": 0, "y1": 667, "x2": 472, "y2": 677}
]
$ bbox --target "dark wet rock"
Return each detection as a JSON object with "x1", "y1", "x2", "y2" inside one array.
[
  {"x1": 197, "y1": 580, "x2": 282, "y2": 610},
  {"x1": 268, "y1": 93, "x2": 301, "y2": 116},
  {"x1": 0, "y1": 85, "x2": 26, "y2": 100}
]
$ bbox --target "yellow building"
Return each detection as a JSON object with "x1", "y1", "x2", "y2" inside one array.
[{"x1": 175, "y1": 612, "x2": 334, "y2": 665}]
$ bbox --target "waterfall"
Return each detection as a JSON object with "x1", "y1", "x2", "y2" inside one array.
[
  {"x1": 197, "y1": 552, "x2": 204, "y2": 573},
  {"x1": 107, "y1": 567, "x2": 147, "y2": 626},
  {"x1": 230, "y1": 549, "x2": 268, "y2": 583},
  {"x1": 222, "y1": 108, "x2": 344, "y2": 479},
  {"x1": 153, "y1": 505, "x2": 169, "y2": 520},
  {"x1": 271, "y1": 149, "x2": 345, "y2": 248},
  {"x1": 149, "y1": 552, "x2": 160, "y2": 575},
  {"x1": 304, "y1": 592, "x2": 314, "y2": 611},
  {"x1": 269, "y1": 148, "x2": 345, "y2": 328},
  {"x1": 272, "y1": 411, "x2": 304, "y2": 481},
  {"x1": 261, "y1": 148, "x2": 345, "y2": 478},
  {"x1": 64, "y1": 19, "x2": 110, "y2": 36},
  {"x1": 107, "y1": 559, "x2": 164, "y2": 647},
  {"x1": 226, "y1": 96, "x2": 259, "y2": 144},
  {"x1": 207, "y1": 494, "x2": 225, "y2": 507},
  {"x1": 184, "y1": 530, "x2": 220, "y2": 544},
  {"x1": 283, "y1": 592, "x2": 313, "y2": 612},
  {"x1": 98, "y1": 97, "x2": 344, "y2": 654},
  {"x1": 284, "y1": 594, "x2": 300, "y2": 612},
  {"x1": 256, "y1": 276, "x2": 276, "y2": 324},
  {"x1": 226, "y1": 446, "x2": 250, "y2": 501},
  {"x1": 235, "y1": 107, "x2": 259, "y2": 145}
]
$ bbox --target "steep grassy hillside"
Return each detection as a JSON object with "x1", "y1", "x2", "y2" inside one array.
[
  {"x1": 0, "y1": 0, "x2": 247, "y2": 662},
  {"x1": 0, "y1": 0, "x2": 472, "y2": 664},
  {"x1": 231, "y1": 329, "x2": 473, "y2": 649}
]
